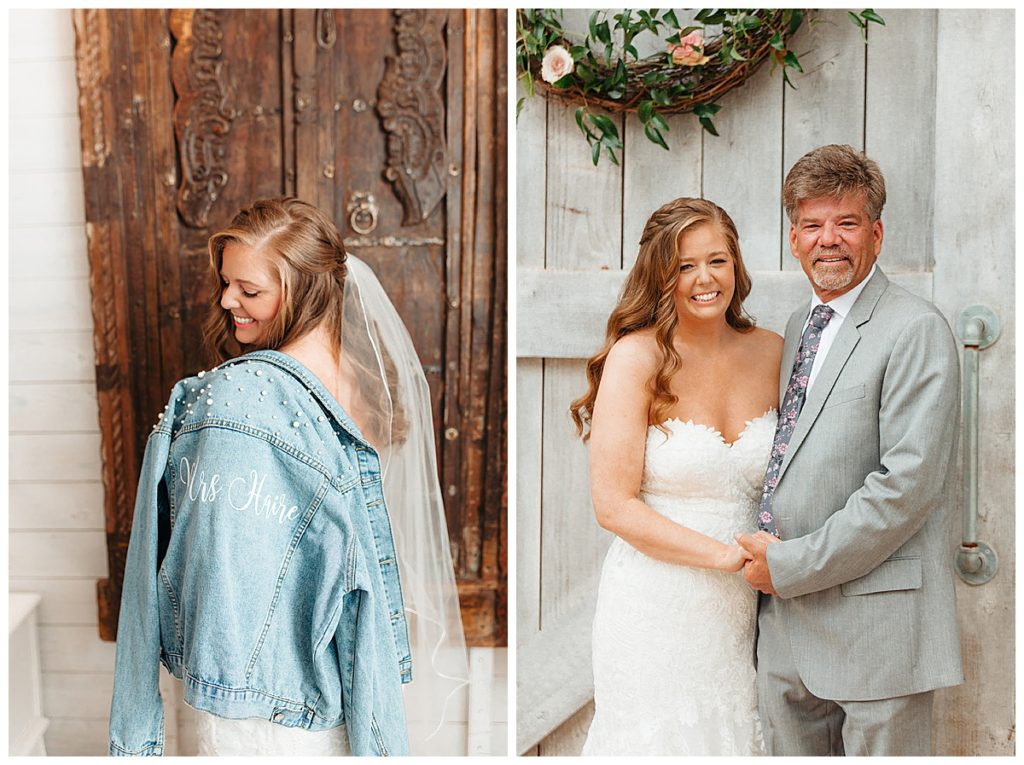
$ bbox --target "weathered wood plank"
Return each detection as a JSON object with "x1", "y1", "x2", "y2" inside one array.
[
  {"x1": 10, "y1": 382, "x2": 100, "y2": 432},
  {"x1": 865, "y1": 10, "x2": 937, "y2": 273},
  {"x1": 9, "y1": 116, "x2": 83, "y2": 171},
  {"x1": 10, "y1": 578, "x2": 103, "y2": 625},
  {"x1": 516, "y1": 359, "x2": 543, "y2": 639},
  {"x1": 518, "y1": 268, "x2": 934, "y2": 358},
  {"x1": 39, "y1": 625, "x2": 116, "y2": 673},
  {"x1": 10, "y1": 482, "x2": 105, "y2": 530},
  {"x1": 516, "y1": 599, "x2": 594, "y2": 753},
  {"x1": 539, "y1": 359, "x2": 612, "y2": 626},
  {"x1": 10, "y1": 224, "x2": 90, "y2": 279},
  {"x1": 546, "y1": 98, "x2": 622, "y2": 270},
  {"x1": 11, "y1": 531, "x2": 108, "y2": 578},
  {"x1": 9, "y1": 169, "x2": 85, "y2": 225},
  {"x1": 516, "y1": 82, "x2": 546, "y2": 269},
  {"x1": 703, "y1": 60, "x2": 785, "y2": 272},
  {"x1": 9, "y1": 59, "x2": 80, "y2": 115},
  {"x1": 10, "y1": 433, "x2": 102, "y2": 481},
  {"x1": 9, "y1": 8, "x2": 76, "y2": 59},
  {"x1": 929, "y1": 9, "x2": 1014, "y2": 757},
  {"x1": 622, "y1": 110, "x2": 702, "y2": 271},
  {"x1": 9, "y1": 278, "x2": 93, "y2": 333},
  {"x1": 11, "y1": 332, "x2": 95, "y2": 382}
]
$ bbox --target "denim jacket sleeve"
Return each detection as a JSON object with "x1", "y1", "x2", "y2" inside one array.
[
  {"x1": 336, "y1": 543, "x2": 410, "y2": 756},
  {"x1": 108, "y1": 429, "x2": 171, "y2": 756}
]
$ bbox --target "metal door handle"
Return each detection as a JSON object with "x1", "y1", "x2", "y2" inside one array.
[{"x1": 954, "y1": 305, "x2": 1000, "y2": 585}]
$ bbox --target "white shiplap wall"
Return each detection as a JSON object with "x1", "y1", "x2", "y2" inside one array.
[
  {"x1": 9, "y1": 8, "x2": 123, "y2": 756},
  {"x1": 8, "y1": 9, "x2": 506, "y2": 756}
]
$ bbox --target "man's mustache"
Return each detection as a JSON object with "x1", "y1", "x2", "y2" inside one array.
[{"x1": 812, "y1": 246, "x2": 852, "y2": 264}]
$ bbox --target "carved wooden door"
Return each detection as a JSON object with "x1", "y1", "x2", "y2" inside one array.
[{"x1": 73, "y1": 8, "x2": 506, "y2": 645}]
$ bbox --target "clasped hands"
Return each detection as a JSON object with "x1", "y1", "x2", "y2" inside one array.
[{"x1": 730, "y1": 531, "x2": 779, "y2": 595}]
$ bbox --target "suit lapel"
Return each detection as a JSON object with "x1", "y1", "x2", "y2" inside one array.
[{"x1": 776, "y1": 269, "x2": 889, "y2": 483}]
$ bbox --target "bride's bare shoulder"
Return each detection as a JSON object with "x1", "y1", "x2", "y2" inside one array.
[{"x1": 607, "y1": 329, "x2": 662, "y2": 374}]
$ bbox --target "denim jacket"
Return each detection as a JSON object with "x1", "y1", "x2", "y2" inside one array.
[{"x1": 108, "y1": 350, "x2": 411, "y2": 756}]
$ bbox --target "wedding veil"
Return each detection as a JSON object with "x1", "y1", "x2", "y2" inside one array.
[{"x1": 339, "y1": 256, "x2": 469, "y2": 754}]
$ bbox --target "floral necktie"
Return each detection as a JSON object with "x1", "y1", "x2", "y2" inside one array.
[{"x1": 757, "y1": 304, "x2": 835, "y2": 537}]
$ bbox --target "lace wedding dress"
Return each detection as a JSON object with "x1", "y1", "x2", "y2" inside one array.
[
  {"x1": 194, "y1": 712, "x2": 351, "y2": 755},
  {"x1": 582, "y1": 410, "x2": 776, "y2": 756}
]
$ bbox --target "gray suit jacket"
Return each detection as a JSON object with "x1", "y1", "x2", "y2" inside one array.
[{"x1": 763, "y1": 267, "x2": 964, "y2": 700}]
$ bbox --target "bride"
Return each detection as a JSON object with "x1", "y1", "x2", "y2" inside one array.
[{"x1": 569, "y1": 198, "x2": 782, "y2": 755}]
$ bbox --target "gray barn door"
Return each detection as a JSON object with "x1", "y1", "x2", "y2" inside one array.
[{"x1": 516, "y1": 9, "x2": 1013, "y2": 756}]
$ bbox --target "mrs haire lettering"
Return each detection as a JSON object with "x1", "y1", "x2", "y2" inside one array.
[{"x1": 179, "y1": 457, "x2": 300, "y2": 524}]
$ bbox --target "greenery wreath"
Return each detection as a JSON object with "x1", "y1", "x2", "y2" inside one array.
[{"x1": 516, "y1": 9, "x2": 885, "y2": 165}]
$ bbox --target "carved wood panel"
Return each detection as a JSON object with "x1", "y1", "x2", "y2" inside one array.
[{"x1": 73, "y1": 9, "x2": 506, "y2": 646}]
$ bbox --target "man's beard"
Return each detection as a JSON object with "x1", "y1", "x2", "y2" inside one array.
[{"x1": 811, "y1": 246, "x2": 855, "y2": 292}]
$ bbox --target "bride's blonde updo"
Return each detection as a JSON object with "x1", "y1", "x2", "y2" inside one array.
[{"x1": 569, "y1": 197, "x2": 754, "y2": 441}]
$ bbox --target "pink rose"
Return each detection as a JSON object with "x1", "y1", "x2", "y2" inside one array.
[
  {"x1": 541, "y1": 45, "x2": 574, "y2": 83},
  {"x1": 668, "y1": 31, "x2": 711, "y2": 66}
]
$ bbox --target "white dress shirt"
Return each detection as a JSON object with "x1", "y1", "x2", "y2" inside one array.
[{"x1": 803, "y1": 264, "x2": 876, "y2": 392}]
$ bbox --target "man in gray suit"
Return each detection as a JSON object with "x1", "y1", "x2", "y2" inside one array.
[{"x1": 736, "y1": 144, "x2": 963, "y2": 756}]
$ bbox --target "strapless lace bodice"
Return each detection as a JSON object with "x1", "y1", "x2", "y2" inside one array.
[
  {"x1": 640, "y1": 410, "x2": 777, "y2": 542},
  {"x1": 583, "y1": 409, "x2": 776, "y2": 756}
]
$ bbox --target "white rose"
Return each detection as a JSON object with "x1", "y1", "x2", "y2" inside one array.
[{"x1": 541, "y1": 45, "x2": 574, "y2": 84}]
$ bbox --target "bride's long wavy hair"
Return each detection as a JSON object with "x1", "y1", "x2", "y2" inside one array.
[{"x1": 569, "y1": 198, "x2": 755, "y2": 441}]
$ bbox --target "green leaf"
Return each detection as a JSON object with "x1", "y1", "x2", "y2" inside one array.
[
  {"x1": 589, "y1": 113, "x2": 620, "y2": 140},
  {"x1": 644, "y1": 124, "x2": 670, "y2": 151},
  {"x1": 591, "y1": 139, "x2": 601, "y2": 166},
  {"x1": 698, "y1": 115, "x2": 719, "y2": 136},
  {"x1": 679, "y1": 25, "x2": 702, "y2": 36},
  {"x1": 769, "y1": 31, "x2": 785, "y2": 50},
  {"x1": 663, "y1": 9, "x2": 680, "y2": 29},
  {"x1": 570, "y1": 45, "x2": 589, "y2": 61},
  {"x1": 552, "y1": 73, "x2": 574, "y2": 89},
  {"x1": 604, "y1": 144, "x2": 620, "y2": 166},
  {"x1": 693, "y1": 102, "x2": 722, "y2": 118},
  {"x1": 782, "y1": 50, "x2": 803, "y2": 72},
  {"x1": 625, "y1": 43, "x2": 639, "y2": 60},
  {"x1": 516, "y1": 97, "x2": 524, "y2": 121},
  {"x1": 665, "y1": 32, "x2": 681, "y2": 45},
  {"x1": 650, "y1": 88, "x2": 672, "y2": 107},
  {"x1": 786, "y1": 9, "x2": 805, "y2": 34},
  {"x1": 638, "y1": 99, "x2": 654, "y2": 125},
  {"x1": 650, "y1": 112, "x2": 669, "y2": 132},
  {"x1": 588, "y1": 11, "x2": 599, "y2": 42},
  {"x1": 862, "y1": 9, "x2": 886, "y2": 25},
  {"x1": 737, "y1": 15, "x2": 762, "y2": 31},
  {"x1": 596, "y1": 20, "x2": 612, "y2": 45},
  {"x1": 729, "y1": 45, "x2": 747, "y2": 62},
  {"x1": 847, "y1": 11, "x2": 865, "y2": 28},
  {"x1": 642, "y1": 70, "x2": 668, "y2": 86}
]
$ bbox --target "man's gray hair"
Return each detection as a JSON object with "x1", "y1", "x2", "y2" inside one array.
[{"x1": 783, "y1": 144, "x2": 886, "y2": 223}]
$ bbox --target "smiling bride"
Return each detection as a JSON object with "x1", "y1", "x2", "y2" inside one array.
[{"x1": 568, "y1": 198, "x2": 783, "y2": 755}]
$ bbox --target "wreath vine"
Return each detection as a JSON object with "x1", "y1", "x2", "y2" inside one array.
[{"x1": 516, "y1": 9, "x2": 885, "y2": 165}]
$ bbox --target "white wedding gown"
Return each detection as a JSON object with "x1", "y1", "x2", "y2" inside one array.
[
  {"x1": 194, "y1": 711, "x2": 351, "y2": 755},
  {"x1": 582, "y1": 410, "x2": 776, "y2": 756}
]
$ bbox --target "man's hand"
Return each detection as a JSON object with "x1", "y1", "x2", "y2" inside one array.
[{"x1": 735, "y1": 531, "x2": 780, "y2": 595}]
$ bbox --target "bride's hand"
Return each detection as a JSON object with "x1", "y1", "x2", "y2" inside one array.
[{"x1": 717, "y1": 542, "x2": 754, "y2": 572}]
